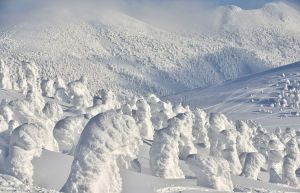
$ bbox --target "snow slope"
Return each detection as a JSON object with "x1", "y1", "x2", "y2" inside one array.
[
  {"x1": 30, "y1": 145, "x2": 300, "y2": 193},
  {"x1": 168, "y1": 61, "x2": 300, "y2": 130},
  {"x1": 0, "y1": 2, "x2": 299, "y2": 97}
]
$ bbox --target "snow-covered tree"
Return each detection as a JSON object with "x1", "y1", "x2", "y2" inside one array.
[
  {"x1": 67, "y1": 76, "x2": 92, "y2": 110},
  {"x1": 177, "y1": 111, "x2": 197, "y2": 160},
  {"x1": 0, "y1": 59, "x2": 11, "y2": 89},
  {"x1": 267, "y1": 138, "x2": 284, "y2": 183},
  {"x1": 61, "y1": 110, "x2": 141, "y2": 193},
  {"x1": 22, "y1": 61, "x2": 41, "y2": 94},
  {"x1": 5, "y1": 123, "x2": 45, "y2": 184},
  {"x1": 240, "y1": 152, "x2": 266, "y2": 180},
  {"x1": 282, "y1": 138, "x2": 299, "y2": 187},
  {"x1": 133, "y1": 98, "x2": 154, "y2": 140},
  {"x1": 186, "y1": 154, "x2": 233, "y2": 191},
  {"x1": 41, "y1": 78, "x2": 55, "y2": 98},
  {"x1": 16, "y1": 66, "x2": 28, "y2": 94},
  {"x1": 149, "y1": 114, "x2": 185, "y2": 179},
  {"x1": 53, "y1": 115, "x2": 89, "y2": 154},
  {"x1": 220, "y1": 129, "x2": 242, "y2": 175},
  {"x1": 235, "y1": 120, "x2": 257, "y2": 153},
  {"x1": 192, "y1": 108, "x2": 210, "y2": 149},
  {"x1": 42, "y1": 101, "x2": 63, "y2": 122},
  {"x1": 150, "y1": 112, "x2": 197, "y2": 178},
  {"x1": 147, "y1": 95, "x2": 174, "y2": 130},
  {"x1": 0, "y1": 102, "x2": 14, "y2": 123},
  {"x1": 208, "y1": 113, "x2": 236, "y2": 157}
]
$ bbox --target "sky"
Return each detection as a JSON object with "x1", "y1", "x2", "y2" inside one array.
[
  {"x1": 0, "y1": 0, "x2": 299, "y2": 28},
  {"x1": 206, "y1": 0, "x2": 299, "y2": 9}
]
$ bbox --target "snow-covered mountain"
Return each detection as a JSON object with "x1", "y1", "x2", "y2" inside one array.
[
  {"x1": 0, "y1": 2, "x2": 299, "y2": 97},
  {"x1": 0, "y1": 1, "x2": 300, "y2": 193}
]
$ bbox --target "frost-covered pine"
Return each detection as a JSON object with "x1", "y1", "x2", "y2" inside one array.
[
  {"x1": 253, "y1": 127, "x2": 270, "y2": 160},
  {"x1": 42, "y1": 101, "x2": 63, "y2": 121},
  {"x1": 5, "y1": 123, "x2": 44, "y2": 184},
  {"x1": 149, "y1": 114, "x2": 185, "y2": 179},
  {"x1": 240, "y1": 152, "x2": 266, "y2": 180},
  {"x1": 16, "y1": 66, "x2": 28, "y2": 94},
  {"x1": 0, "y1": 115, "x2": 8, "y2": 133},
  {"x1": 61, "y1": 110, "x2": 141, "y2": 193},
  {"x1": 192, "y1": 108, "x2": 210, "y2": 149},
  {"x1": 53, "y1": 115, "x2": 89, "y2": 154},
  {"x1": 267, "y1": 138, "x2": 284, "y2": 183},
  {"x1": 98, "y1": 89, "x2": 117, "y2": 107},
  {"x1": 208, "y1": 113, "x2": 236, "y2": 157},
  {"x1": 177, "y1": 111, "x2": 197, "y2": 160},
  {"x1": 0, "y1": 102, "x2": 14, "y2": 123},
  {"x1": 282, "y1": 138, "x2": 299, "y2": 187},
  {"x1": 54, "y1": 76, "x2": 69, "y2": 103},
  {"x1": 235, "y1": 120, "x2": 257, "y2": 153},
  {"x1": 120, "y1": 103, "x2": 133, "y2": 116},
  {"x1": 281, "y1": 127, "x2": 296, "y2": 144},
  {"x1": 67, "y1": 76, "x2": 92, "y2": 110},
  {"x1": 134, "y1": 98, "x2": 154, "y2": 140},
  {"x1": 220, "y1": 129, "x2": 242, "y2": 175},
  {"x1": 54, "y1": 75, "x2": 66, "y2": 89},
  {"x1": 0, "y1": 59, "x2": 11, "y2": 89},
  {"x1": 85, "y1": 90, "x2": 117, "y2": 116},
  {"x1": 148, "y1": 95, "x2": 174, "y2": 130},
  {"x1": 41, "y1": 78, "x2": 55, "y2": 98},
  {"x1": 186, "y1": 154, "x2": 233, "y2": 191},
  {"x1": 22, "y1": 60, "x2": 41, "y2": 94},
  {"x1": 172, "y1": 103, "x2": 189, "y2": 115}
]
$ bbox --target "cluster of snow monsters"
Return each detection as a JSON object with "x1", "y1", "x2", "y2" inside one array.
[
  {"x1": 0, "y1": 59, "x2": 299, "y2": 192},
  {"x1": 255, "y1": 72, "x2": 300, "y2": 116}
]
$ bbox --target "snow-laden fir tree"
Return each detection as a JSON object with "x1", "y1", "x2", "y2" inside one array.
[
  {"x1": 149, "y1": 114, "x2": 186, "y2": 179},
  {"x1": 133, "y1": 98, "x2": 154, "y2": 140},
  {"x1": 186, "y1": 154, "x2": 233, "y2": 191},
  {"x1": 0, "y1": 59, "x2": 11, "y2": 90},
  {"x1": 240, "y1": 152, "x2": 266, "y2": 180},
  {"x1": 282, "y1": 138, "x2": 299, "y2": 187},
  {"x1": 61, "y1": 110, "x2": 141, "y2": 193}
]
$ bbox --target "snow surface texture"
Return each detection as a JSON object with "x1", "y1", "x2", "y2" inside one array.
[{"x1": 0, "y1": 2, "x2": 299, "y2": 98}]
